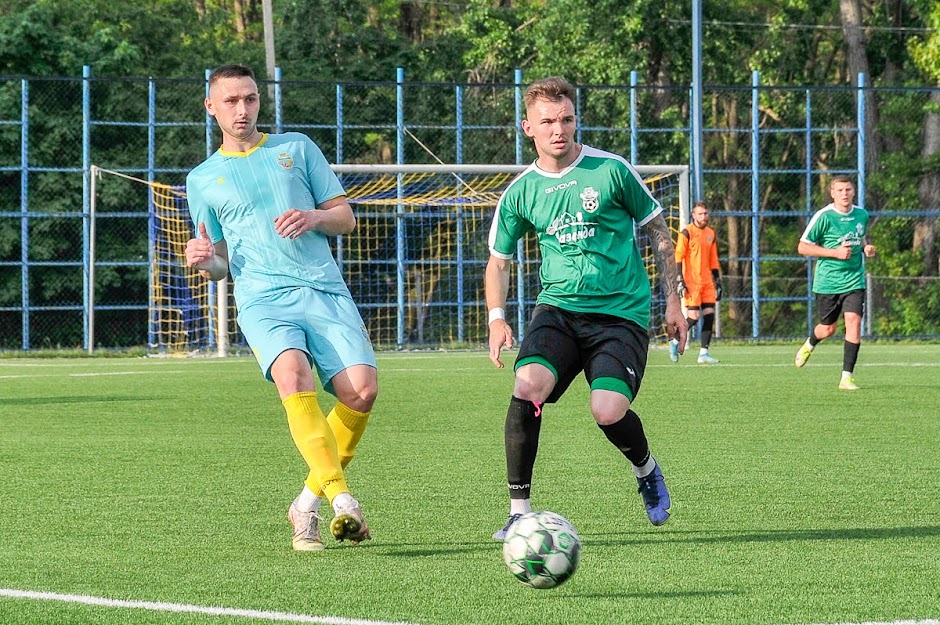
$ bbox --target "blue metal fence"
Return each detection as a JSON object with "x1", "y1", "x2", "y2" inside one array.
[{"x1": 0, "y1": 66, "x2": 937, "y2": 350}]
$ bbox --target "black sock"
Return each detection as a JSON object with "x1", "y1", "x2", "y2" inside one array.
[
  {"x1": 505, "y1": 396, "x2": 542, "y2": 500},
  {"x1": 598, "y1": 409, "x2": 650, "y2": 467},
  {"x1": 685, "y1": 317, "x2": 697, "y2": 332},
  {"x1": 843, "y1": 340, "x2": 860, "y2": 373},
  {"x1": 809, "y1": 330, "x2": 823, "y2": 347},
  {"x1": 701, "y1": 312, "x2": 715, "y2": 349}
]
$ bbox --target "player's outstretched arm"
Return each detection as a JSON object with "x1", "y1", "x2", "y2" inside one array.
[
  {"x1": 645, "y1": 213, "x2": 689, "y2": 351},
  {"x1": 185, "y1": 222, "x2": 229, "y2": 281},
  {"x1": 485, "y1": 254, "x2": 514, "y2": 368}
]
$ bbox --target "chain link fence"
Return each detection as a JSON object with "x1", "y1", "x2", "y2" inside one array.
[{"x1": 0, "y1": 71, "x2": 938, "y2": 350}]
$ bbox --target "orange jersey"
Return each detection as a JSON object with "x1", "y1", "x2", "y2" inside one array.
[{"x1": 675, "y1": 223, "x2": 719, "y2": 288}]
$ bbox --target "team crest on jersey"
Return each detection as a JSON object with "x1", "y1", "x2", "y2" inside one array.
[
  {"x1": 580, "y1": 187, "x2": 599, "y2": 213},
  {"x1": 276, "y1": 153, "x2": 294, "y2": 170},
  {"x1": 856, "y1": 224, "x2": 864, "y2": 236}
]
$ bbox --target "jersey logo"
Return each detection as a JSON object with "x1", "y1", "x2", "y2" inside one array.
[
  {"x1": 546, "y1": 211, "x2": 598, "y2": 244},
  {"x1": 276, "y1": 153, "x2": 294, "y2": 170},
  {"x1": 580, "y1": 187, "x2": 599, "y2": 213},
  {"x1": 216, "y1": 176, "x2": 225, "y2": 185},
  {"x1": 545, "y1": 180, "x2": 578, "y2": 194}
]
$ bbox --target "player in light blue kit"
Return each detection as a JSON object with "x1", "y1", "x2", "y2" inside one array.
[{"x1": 184, "y1": 64, "x2": 376, "y2": 551}]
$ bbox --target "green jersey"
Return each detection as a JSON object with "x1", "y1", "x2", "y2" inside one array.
[
  {"x1": 800, "y1": 203, "x2": 870, "y2": 294},
  {"x1": 488, "y1": 145, "x2": 662, "y2": 328}
]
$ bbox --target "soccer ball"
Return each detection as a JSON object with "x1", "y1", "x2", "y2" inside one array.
[{"x1": 502, "y1": 510, "x2": 581, "y2": 588}]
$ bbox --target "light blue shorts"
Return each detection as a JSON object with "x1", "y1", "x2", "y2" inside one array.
[{"x1": 237, "y1": 287, "x2": 376, "y2": 395}]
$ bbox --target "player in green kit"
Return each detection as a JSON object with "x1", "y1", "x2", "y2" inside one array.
[
  {"x1": 485, "y1": 77, "x2": 688, "y2": 539},
  {"x1": 184, "y1": 64, "x2": 376, "y2": 551},
  {"x1": 794, "y1": 176, "x2": 877, "y2": 390}
]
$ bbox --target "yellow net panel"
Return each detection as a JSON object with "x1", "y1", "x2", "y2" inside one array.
[{"x1": 148, "y1": 169, "x2": 684, "y2": 353}]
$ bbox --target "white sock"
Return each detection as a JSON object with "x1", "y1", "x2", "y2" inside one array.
[
  {"x1": 842, "y1": 370, "x2": 853, "y2": 379},
  {"x1": 293, "y1": 486, "x2": 322, "y2": 513},
  {"x1": 700, "y1": 347, "x2": 708, "y2": 356},
  {"x1": 633, "y1": 455, "x2": 657, "y2": 479},
  {"x1": 509, "y1": 499, "x2": 532, "y2": 516},
  {"x1": 332, "y1": 492, "x2": 357, "y2": 514},
  {"x1": 670, "y1": 338, "x2": 678, "y2": 346}
]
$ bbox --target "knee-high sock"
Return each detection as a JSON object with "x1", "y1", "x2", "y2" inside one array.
[
  {"x1": 505, "y1": 396, "x2": 542, "y2": 501},
  {"x1": 313, "y1": 403, "x2": 371, "y2": 498},
  {"x1": 701, "y1": 312, "x2": 715, "y2": 349},
  {"x1": 598, "y1": 409, "x2": 650, "y2": 467},
  {"x1": 282, "y1": 391, "x2": 348, "y2": 503},
  {"x1": 843, "y1": 340, "x2": 861, "y2": 374}
]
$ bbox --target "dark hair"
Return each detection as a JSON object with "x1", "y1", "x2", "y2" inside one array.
[
  {"x1": 524, "y1": 76, "x2": 576, "y2": 108},
  {"x1": 693, "y1": 201, "x2": 707, "y2": 210},
  {"x1": 829, "y1": 175, "x2": 854, "y2": 186},
  {"x1": 208, "y1": 64, "x2": 256, "y2": 86}
]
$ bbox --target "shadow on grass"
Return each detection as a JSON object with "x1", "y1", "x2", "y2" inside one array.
[
  {"x1": 570, "y1": 589, "x2": 743, "y2": 600},
  {"x1": 372, "y1": 543, "x2": 501, "y2": 557},
  {"x1": 584, "y1": 525, "x2": 940, "y2": 546}
]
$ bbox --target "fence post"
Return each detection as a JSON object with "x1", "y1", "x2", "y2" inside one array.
[
  {"x1": 751, "y1": 70, "x2": 761, "y2": 339},
  {"x1": 805, "y1": 88, "x2": 814, "y2": 335},
  {"x1": 630, "y1": 70, "x2": 638, "y2": 164},
  {"x1": 691, "y1": 0, "x2": 703, "y2": 202},
  {"x1": 857, "y1": 72, "x2": 866, "y2": 208},
  {"x1": 20, "y1": 78, "x2": 29, "y2": 350},
  {"x1": 456, "y1": 84, "x2": 465, "y2": 343},
  {"x1": 513, "y1": 68, "x2": 526, "y2": 340},
  {"x1": 83, "y1": 65, "x2": 92, "y2": 351},
  {"x1": 396, "y1": 67, "x2": 406, "y2": 349}
]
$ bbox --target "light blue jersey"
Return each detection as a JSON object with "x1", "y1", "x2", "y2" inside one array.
[
  {"x1": 186, "y1": 132, "x2": 375, "y2": 386},
  {"x1": 185, "y1": 132, "x2": 350, "y2": 303}
]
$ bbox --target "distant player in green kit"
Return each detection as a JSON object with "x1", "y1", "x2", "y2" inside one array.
[
  {"x1": 795, "y1": 176, "x2": 877, "y2": 390},
  {"x1": 485, "y1": 76, "x2": 688, "y2": 539}
]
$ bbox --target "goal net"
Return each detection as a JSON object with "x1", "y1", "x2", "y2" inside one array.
[{"x1": 118, "y1": 164, "x2": 687, "y2": 353}]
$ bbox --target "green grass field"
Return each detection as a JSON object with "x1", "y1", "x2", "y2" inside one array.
[{"x1": 1, "y1": 344, "x2": 938, "y2": 625}]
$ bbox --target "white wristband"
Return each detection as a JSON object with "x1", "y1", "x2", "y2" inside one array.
[{"x1": 488, "y1": 307, "x2": 506, "y2": 325}]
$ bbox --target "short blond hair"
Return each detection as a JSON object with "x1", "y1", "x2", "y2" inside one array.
[{"x1": 524, "y1": 77, "x2": 576, "y2": 109}]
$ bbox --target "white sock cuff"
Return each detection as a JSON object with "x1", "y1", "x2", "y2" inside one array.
[
  {"x1": 332, "y1": 492, "x2": 358, "y2": 514},
  {"x1": 633, "y1": 455, "x2": 657, "y2": 478},
  {"x1": 294, "y1": 485, "x2": 322, "y2": 513},
  {"x1": 509, "y1": 499, "x2": 532, "y2": 516}
]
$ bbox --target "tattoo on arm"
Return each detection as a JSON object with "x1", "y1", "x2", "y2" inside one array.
[{"x1": 646, "y1": 214, "x2": 681, "y2": 297}]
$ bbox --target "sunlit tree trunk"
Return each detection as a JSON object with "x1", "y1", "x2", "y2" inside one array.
[
  {"x1": 915, "y1": 90, "x2": 940, "y2": 275},
  {"x1": 839, "y1": 0, "x2": 880, "y2": 204}
]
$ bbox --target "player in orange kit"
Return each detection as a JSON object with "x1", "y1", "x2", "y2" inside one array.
[{"x1": 670, "y1": 201, "x2": 722, "y2": 364}]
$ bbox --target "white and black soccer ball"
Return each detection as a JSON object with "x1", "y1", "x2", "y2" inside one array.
[{"x1": 502, "y1": 510, "x2": 581, "y2": 588}]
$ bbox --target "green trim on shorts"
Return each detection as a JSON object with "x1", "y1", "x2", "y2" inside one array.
[
  {"x1": 514, "y1": 355, "x2": 558, "y2": 381},
  {"x1": 590, "y1": 376, "x2": 635, "y2": 401}
]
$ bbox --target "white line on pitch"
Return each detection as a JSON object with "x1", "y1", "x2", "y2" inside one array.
[
  {"x1": 791, "y1": 620, "x2": 940, "y2": 625},
  {"x1": 0, "y1": 588, "x2": 425, "y2": 625},
  {"x1": 0, "y1": 370, "x2": 189, "y2": 379}
]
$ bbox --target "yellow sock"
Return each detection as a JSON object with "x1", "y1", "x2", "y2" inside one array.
[
  {"x1": 313, "y1": 403, "x2": 371, "y2": 498},
  {"x1": 282, "y1": 391, "x2": 348, "y2": 503}
]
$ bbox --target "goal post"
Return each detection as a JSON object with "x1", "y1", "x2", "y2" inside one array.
[{"x1": 94, "y1": 163, "x2": 688, "y2": 354}]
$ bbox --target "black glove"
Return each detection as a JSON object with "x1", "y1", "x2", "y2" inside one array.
[
  {"x1": 676, "y1": 275, "x2": 686, "y2": 299},
  {"x1": 712, "y1": 269, "x2": 722, "y2": 301}
]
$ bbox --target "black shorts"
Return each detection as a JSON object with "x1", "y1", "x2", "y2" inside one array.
[
  {"x1": 816, "y1": 289, "x2": 864, "y2": 325},
  {"x1": 515, "y1": 304, "x2": 649, "y2": 404}
]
